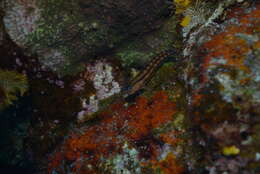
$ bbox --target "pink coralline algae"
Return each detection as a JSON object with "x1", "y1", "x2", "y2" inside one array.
[
  {"x1": 72, "y1": 60, "x2": 121, "y2": 119},
  {"x1": 87, "y1": 60, "x2": 121, "y2": 100},
  {"x1": 73, "y1": 60, "x2": 121, "y2": 98}
]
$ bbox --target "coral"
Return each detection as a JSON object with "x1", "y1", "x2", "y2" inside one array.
[
  {"x1": 48, "y1": 91, "x2": 183, "y2": 173},
  {"x1": 182, "y1": 0, "x2": 214, "y2": 37},
  {"x1": 74, "y1": 60, "x2": 121, "y2": 119},
  {"x1": 126, "y1": 92, "x2": 176, "y2": 140},
  {"x1": 188, "y1": 3, "x2": 260, "y2": 107},
  {"x1": 0, "y1": 69, "x2": 28, "y2": 110},
  {"x1": 200, "y1": 4, "x2": 260, "y2": 104},
  {"x1": 87, "y1": 61, "x2": 121, "y2": 100}
]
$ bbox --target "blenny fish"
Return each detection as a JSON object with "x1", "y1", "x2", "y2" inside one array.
[
  {"x1": 75, "y1": 49, "x2": 176, "y2": 120},
  {"x1": 123, "y1": 49, "x2": 176, "y2": 101}
]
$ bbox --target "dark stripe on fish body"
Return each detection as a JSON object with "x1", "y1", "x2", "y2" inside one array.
[
  {"x1": 129, "y1": 51, "x2": 170, "y2": 86},
  {"x1": 124, "y1": 50, "x2": 175, "y2": 98}
]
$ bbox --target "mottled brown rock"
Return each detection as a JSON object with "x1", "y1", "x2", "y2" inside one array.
[{"x1": 3, "y1": 0, "x2": 173, "y2": 74}]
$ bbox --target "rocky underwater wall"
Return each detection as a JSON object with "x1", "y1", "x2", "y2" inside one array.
[{"x1": 0, "y1": 0, "x2": 259, "y2": 173}]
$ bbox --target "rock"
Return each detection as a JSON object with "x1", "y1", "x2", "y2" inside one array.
[
  {"x1": 186, "y1": 2, "x2": 260, "y2": 173},
  {"x1": 3, "y1": 0, "x2": 173, "y2": 75}
]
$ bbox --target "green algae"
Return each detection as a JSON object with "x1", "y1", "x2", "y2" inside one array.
[
  {"x1": 0, "y1": 70, "x2": 28, "y2": 110},
  {"x1": 115, "y1": 15, "x2": 181, "y2": 69},
  {"x1": 117, "y1": 50, "x2": 154, "y2": 68}
]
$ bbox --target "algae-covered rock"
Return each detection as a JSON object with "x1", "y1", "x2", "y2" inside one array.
[
  {"x1": 3, "y1": 0, "x2": 173, "y2": 75},
  {"x1": 2, "y1": 1, "x2": 260, "y2": 173},
  {"x1": 185, "y1": 2, "x2": 260, "y2": 173},
  {"x1": 115, "y1": 14, "x2": 181, "y2": 69},
  {"x1": 47, "y1": 91, "x2": 186, "y2": 174},
  {"x1": 196, "y1": 3, "x2": 260, "y2": 109}
]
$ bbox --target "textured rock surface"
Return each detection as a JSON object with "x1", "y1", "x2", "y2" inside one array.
[
  {"x1": 1, "y1": 1, "x2": 260, "y2": 174},
  {"x1": 186, "y1": 2, "x2": 260, "y2": 173},
  {"x1": 48, "y1": 91, "x2": 185, "y2": 174},
  {"x1": 3, "y1": 0, "x2": 173, "y2": 74}
]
